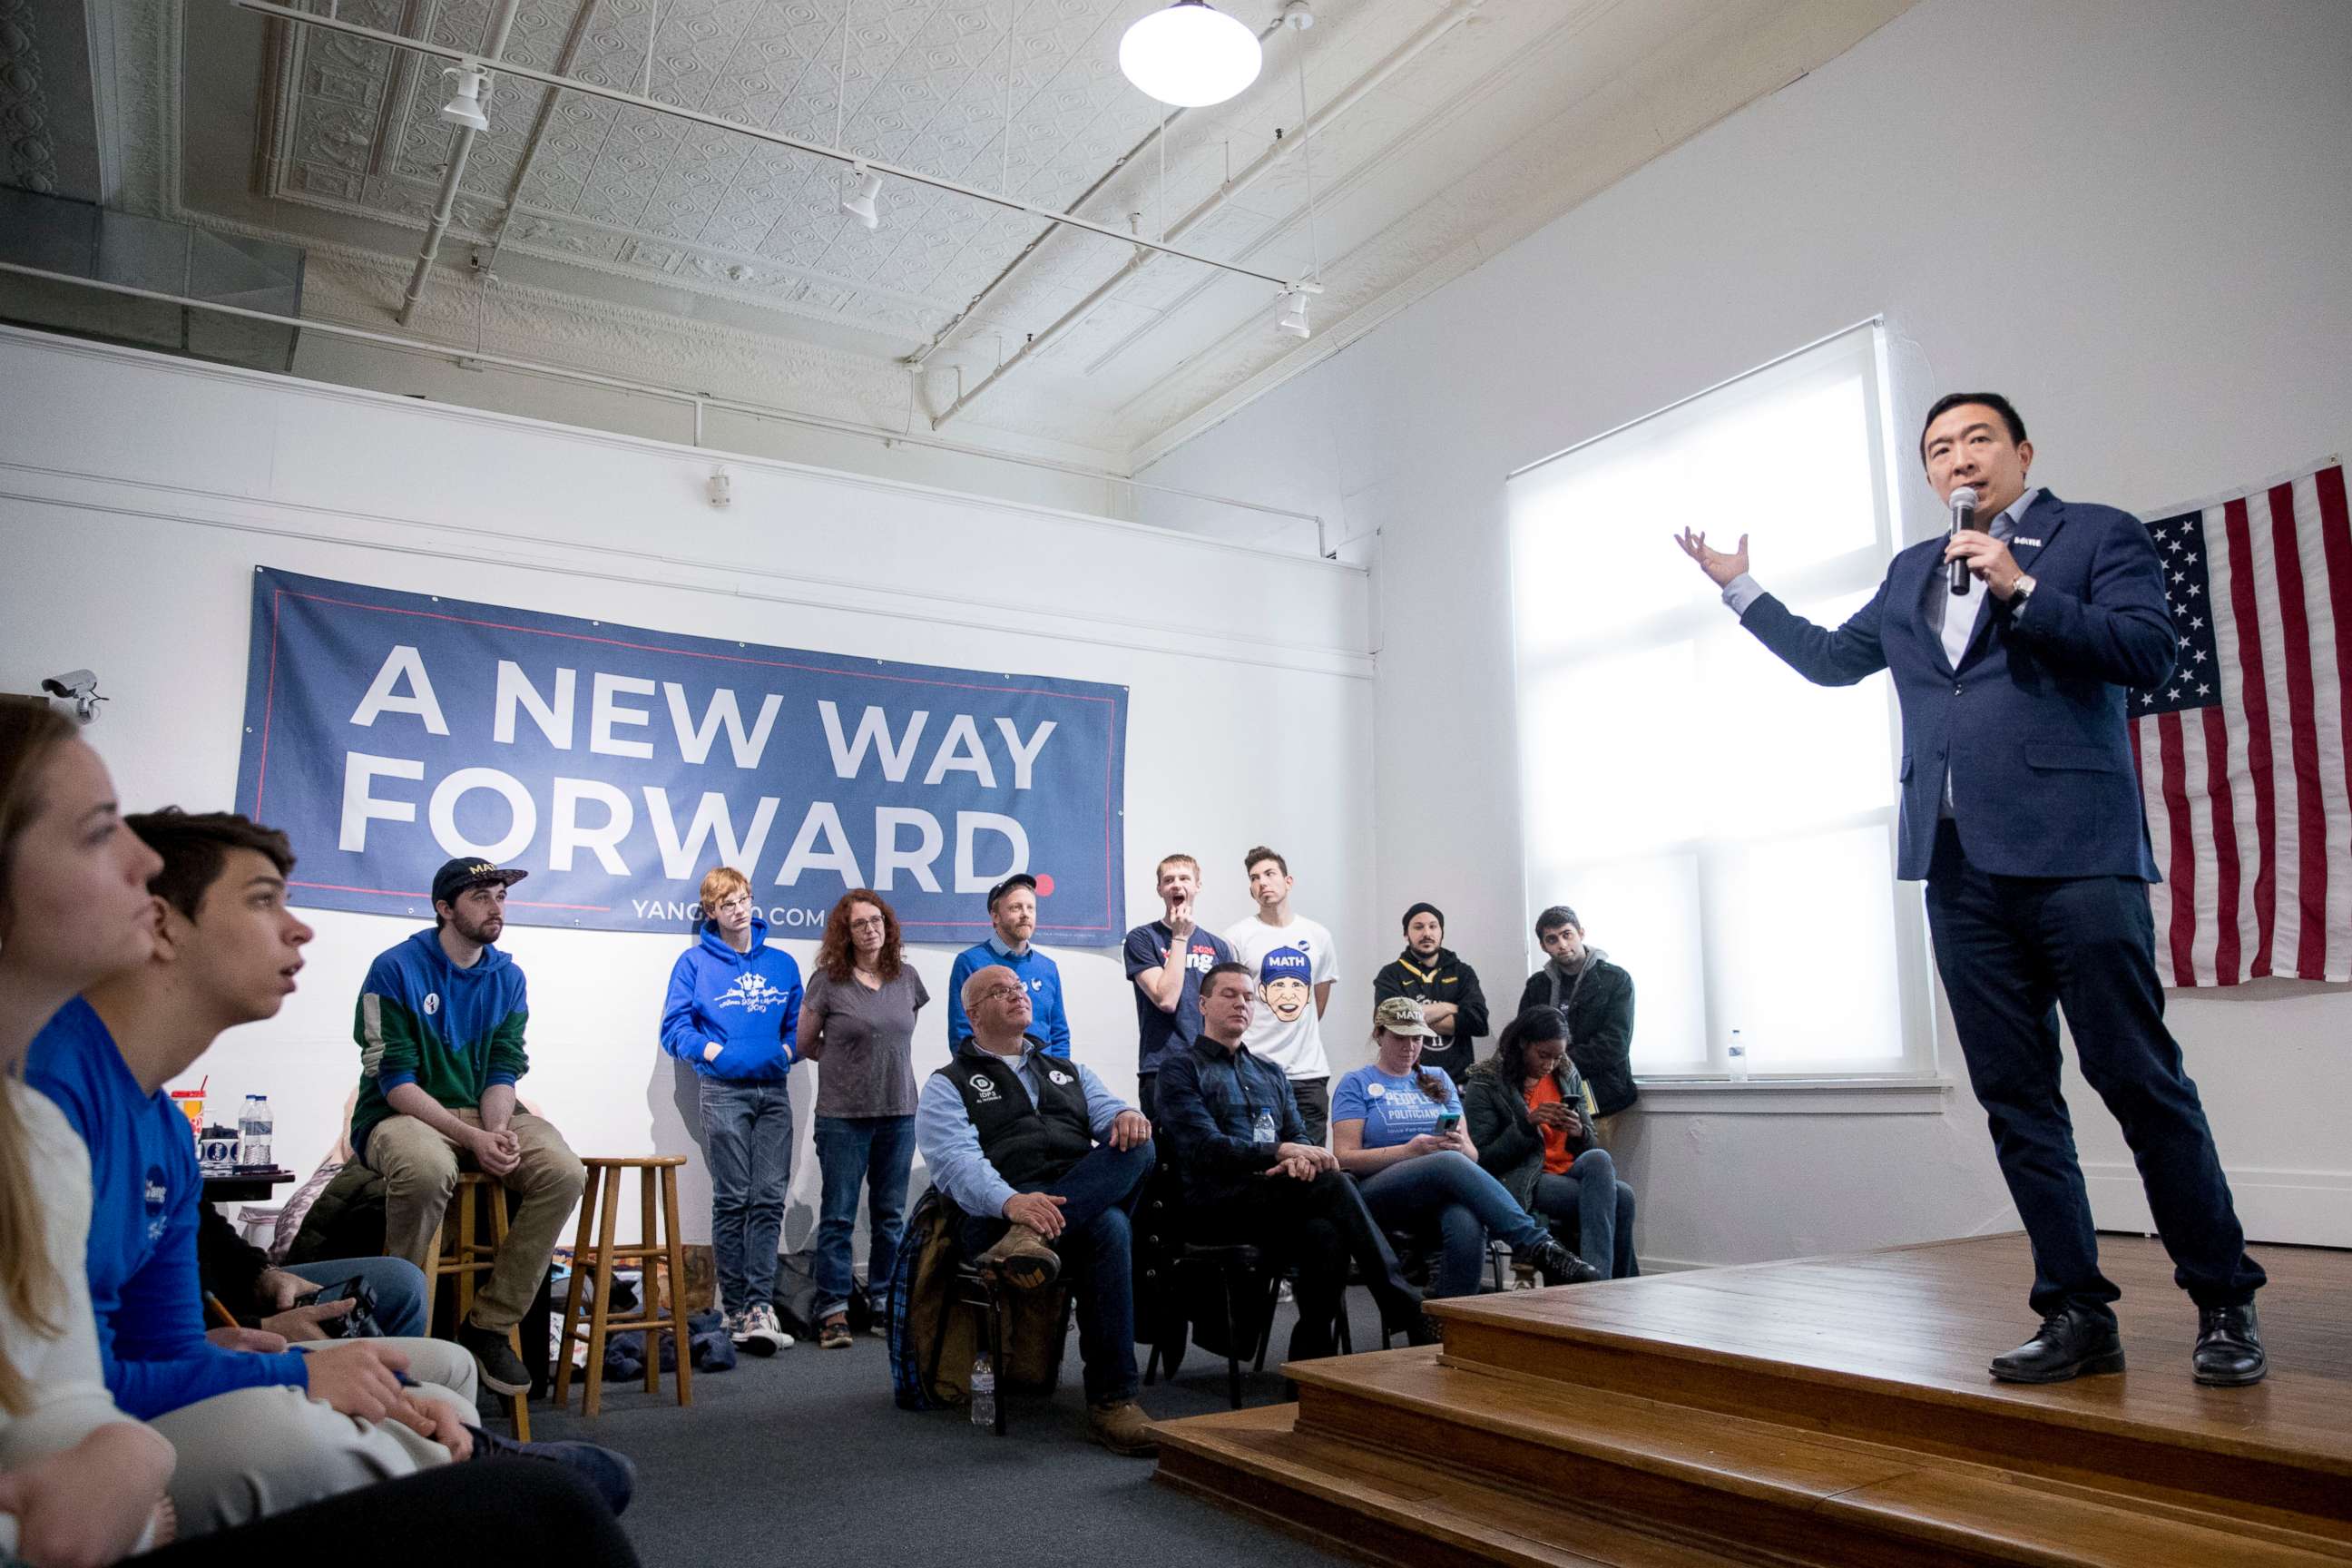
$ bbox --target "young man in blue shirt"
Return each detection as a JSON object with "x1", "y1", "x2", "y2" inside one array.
[
  {"x1": 26, "y1": 808, "x2": 630, "y2": 1534},
  {"x1": 1123, "y1": 852, "x2": 1234, "y2": 1123},
  {"x1": 945, "y1": 873, "x2": 1072, "y2": 1057},
  {"x1": 916, "y1": 964, "x2": 1154, "y2": 1454}
]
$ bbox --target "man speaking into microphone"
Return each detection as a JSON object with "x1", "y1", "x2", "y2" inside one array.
[{"x1": 1674, "y1": 392, "x2": 2266, "y2": 1388}]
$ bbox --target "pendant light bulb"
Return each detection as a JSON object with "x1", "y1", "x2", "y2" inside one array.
[{"x1": 1119, "y1": 1, "x2": 1263, "y2": 108}]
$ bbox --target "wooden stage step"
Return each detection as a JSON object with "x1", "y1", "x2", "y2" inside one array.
[{"x1": 1152, "y1": 1235, "x2": 2352, "y2": 1567}]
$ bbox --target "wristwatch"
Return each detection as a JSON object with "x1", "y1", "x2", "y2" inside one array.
[{"x1": 2010, "y1": 573, "x2": 2037, "y2": 610}]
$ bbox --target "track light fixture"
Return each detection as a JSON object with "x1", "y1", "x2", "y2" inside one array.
[
  {"x1": 1120, "y1": 0, "x2": 1263, "y2": 108},
  {"x1": 1277, "y1": 281, "x2": 1319, "y2": 339},
  {"x1": 839, "y1": 163, "x2": 882, "y2": 230},
  {"x1": 438, "y1": 61, "x2": 492, "y2": 131}
]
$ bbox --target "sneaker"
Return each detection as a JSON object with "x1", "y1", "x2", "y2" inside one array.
[
  {"x1": 975, "y1": 1222, "x2": 1060, "y2": 1290},
  {"x1": 1524, "y1": 1240, "x2": 1602, "y2": 1287},
  {"x1": 721, "y1": 1307, "x2": 748, "y2": 1344},
  {"x1": 740, "y1": 1302, "x2": 793, "y2": 1355},
  {"x1": 1277, "y1": 1278, "x2": 1295, "y2": 1305},
  {"x1": 819, "y1": 1315, "x2": 853, "y2": 1349},
  {"x1": 1085, "y1": 1399, "x2": 1159, "y2": 1457},
  {"x1": 456, "y1": 1319, "x2": 532, "y2": 1396},
  {"x1": 469, "y1": 1425, "x2": 637, "y2": 1516}
]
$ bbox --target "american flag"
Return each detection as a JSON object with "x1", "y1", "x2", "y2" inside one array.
[{"x1": 2128, "y1": 462, "x2": 2351, "y2": 986}]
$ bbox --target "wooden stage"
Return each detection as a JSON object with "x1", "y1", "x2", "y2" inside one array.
[{"x1": 1153, "y1": 1234, "x2": 2352, "y2": 1566}]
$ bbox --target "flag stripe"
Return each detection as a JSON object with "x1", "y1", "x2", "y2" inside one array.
[
  {"x1": 2202, "y1": 702, "x2": 2241, "y2": 984},
  {"x1": 2222, "y1": 496, "x2": 2279, "y2": 978},
  {"x1": 2321, "y1": 467, "x2": 2352, "y2": 826},
  {"x1": 2267, "y1": 481, "x2": 2328, "y2": 980},
  {"x1": 2156, "y1": 711, "x2": 2198, "y2": 986}
]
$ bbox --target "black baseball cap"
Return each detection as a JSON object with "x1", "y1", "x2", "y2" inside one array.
[
  {"x1": 431, "y1": 856, "x2": 529, "y2": 907},
  {"x1": 985, "y1": 873, "x2": 1038, "y2": 911}
]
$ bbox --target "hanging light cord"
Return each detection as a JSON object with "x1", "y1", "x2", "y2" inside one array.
[{"x1": 1297, "y1": 30, "x2": 1319, "y2": 284}]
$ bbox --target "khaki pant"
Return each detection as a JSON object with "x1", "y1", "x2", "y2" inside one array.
[
  {"x1": 159, "y1": 1338, "x2": 478, "y2": 1536},
  {"x1": 366, "y1": 1109, "x2": 585, "y2": 1331}
]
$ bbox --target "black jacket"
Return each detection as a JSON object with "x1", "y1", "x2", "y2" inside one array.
[
  {"x1": 1460, "y1": 1056, "x2": 1594, "y2": 1212},
  {"x1": 1514, "y1": 954, "x2": 1637, "y2": 1116},
  {"x1": 1371, "y1": 947, "x2": 1489, "y2": 1084}
]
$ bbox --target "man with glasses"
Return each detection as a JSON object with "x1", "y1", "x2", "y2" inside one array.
[
  {"x1": 661, "y1": 866, "x2": 806, "y2": 1352},
  {"x1": 915, "y1": 964, "x2": 1157, "y2": 1454}
]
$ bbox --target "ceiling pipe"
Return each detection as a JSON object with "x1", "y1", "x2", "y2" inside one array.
[
  {"x1": 0, "y1": 259, "x2": 1329, "y2": 545},
  {"x1": 479, "y1": 0, "x2": 605, "y2": 276},
  {"x1": 927, "y1": 0, "x2": 1481, "y2": 432},
  {"x1": 906, "y1": 12, "x2": 1288, "y2": 372},
  {"x1": 231, "y1": 0, "x2": 1299, "y2": 290},
  {"x1": 393, "y1": 0, "x2": 524, "y2": 326}
]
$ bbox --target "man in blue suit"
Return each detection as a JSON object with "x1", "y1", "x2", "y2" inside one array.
[{"x1": 1676, "y1": 392, "x2": 2265, "y2": 1387}]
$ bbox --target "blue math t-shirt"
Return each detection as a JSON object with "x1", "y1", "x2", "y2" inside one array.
[{"x1": 1331, "y1": 1063, "x2": 1461, "y2": 1149}]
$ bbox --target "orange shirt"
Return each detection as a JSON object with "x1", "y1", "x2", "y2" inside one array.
[{"x1": 1524, "y1": 1074, "x2": 1575, "y2": 1175}]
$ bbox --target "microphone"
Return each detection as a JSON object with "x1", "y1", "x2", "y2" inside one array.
[{"x1": 1948, "y1": 485, "x2": 1979, "y2": 597}]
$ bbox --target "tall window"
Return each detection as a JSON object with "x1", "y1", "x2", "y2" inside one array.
[{"x1": 1506, "y1": 323, "x2": 1933, "y2": 1079}]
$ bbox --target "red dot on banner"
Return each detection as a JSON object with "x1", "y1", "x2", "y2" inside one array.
[{"x1": 1034, "y1": 874, "x2": 1055, "y2": 897}]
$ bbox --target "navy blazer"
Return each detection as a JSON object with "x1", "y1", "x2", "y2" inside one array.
[{"x1": 1739, "y1": 490, "x2": 2174, "y2": 882}]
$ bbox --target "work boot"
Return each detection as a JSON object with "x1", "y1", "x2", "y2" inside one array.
[
  {"x1": 1085, "y1": 1399, "x2": 1159, "y2": 1457},
  {"x1": 975, "y1": 1223, "x2": 1060, "y2": 1290}
]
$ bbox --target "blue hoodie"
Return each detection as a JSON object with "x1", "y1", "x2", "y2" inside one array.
[{"x1": 661, "y1": 915, "x2": 804, "y2": 1082}]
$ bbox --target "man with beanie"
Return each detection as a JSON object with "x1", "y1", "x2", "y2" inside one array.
[
  {"x1": 1514, "y1": 905, "x2": 1637, "y2": 1147},
  {"x1": 353, "y1": 856, "x2": 587, "y2": 1396},
  {"x1": 1372, "y1": 902, "x2": 1491, "y2": 1084},
  {"x1": 661, "y1": 866, "x2": 803, "y2": 1353}
]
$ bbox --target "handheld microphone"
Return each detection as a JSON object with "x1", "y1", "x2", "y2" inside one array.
[{"x1": 1947, "y1": 485, "x2": 1979, "y2": 597}]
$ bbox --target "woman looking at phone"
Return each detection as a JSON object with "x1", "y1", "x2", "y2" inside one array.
[
  {"x1": 1462, "y1": 1006, "x2": 1638, "y2": 1280},
  {"x1": 1330, "y1": 998, "x2": 1600, "y2": 1306}
]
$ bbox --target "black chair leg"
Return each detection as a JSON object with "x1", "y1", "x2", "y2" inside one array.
[
  {"x1": 987, "y1": 1288, "x2": 1008, "y2": 1437},
  {"x1": 1252, "y1": 1265, "x2": 1280, "y2": 1374},
  {"x1": 1218, "y1": 1267, "x2": 1244, "y2": 1410},
  {"x1": 1337, "y1": 1298, "x2": 1353, "y2": 1355}
]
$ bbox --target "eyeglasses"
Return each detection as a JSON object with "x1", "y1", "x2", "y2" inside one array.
[
  {"x1": 977, "y1": 984, "x2": 1025, "y2": 1004},
  {"x1": 715, "y1": 896, "x2": 752, "y2": 914},
  {"x1": 848, "y1": 916, "x2": 887, "y2": 932}
]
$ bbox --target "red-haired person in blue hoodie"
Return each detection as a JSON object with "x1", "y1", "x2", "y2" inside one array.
[{"x1": 660, "y1": 867, "x2": 803, "y2": 1353}]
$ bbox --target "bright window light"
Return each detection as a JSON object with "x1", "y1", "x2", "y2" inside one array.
[{"x1": 1506, "y1": 323, "x2": 1933, "y2": 1079}]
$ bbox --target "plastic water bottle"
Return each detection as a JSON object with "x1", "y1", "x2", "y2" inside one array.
[
  {"x1": 1727, "y1": 1030, "x2": 1749, "y2": 1083},
  {"x1": 969, "y1": 1352, "x2": 996, "y2": 1429},
  {"x1": 240, "y1": 1094, "x2": 273, "y2": 1169},
  {"x1": 1251, "y1": 1109, "x2": 1278, "y2": 1149}
]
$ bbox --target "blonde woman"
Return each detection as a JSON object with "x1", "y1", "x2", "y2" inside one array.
[{"x1": 0, "y1": 703, "x2": 176, "y2": 1563}]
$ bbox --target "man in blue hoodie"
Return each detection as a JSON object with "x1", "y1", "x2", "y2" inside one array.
[
  {"x1": 354, "y1": 856, "x2": 587, "y2": 1397},
  {"x1": 660, "y1": 866, "x2": 802, "y2": 1353},
  {"x1": 946, "y1": 873, "x2": 1071, "y2": 1058}
]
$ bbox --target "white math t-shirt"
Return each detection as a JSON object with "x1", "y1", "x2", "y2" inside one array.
[{"x1": 1222, "y1": 913, "x2": 1338, "y2": 1080}]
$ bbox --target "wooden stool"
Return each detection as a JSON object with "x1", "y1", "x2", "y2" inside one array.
[
  {"x1": 422, "y1": 1171, "x2": 531, "y2": 1438},
  {"x1": 552, "y1": 1156, "x2": 691, "y2": 1417}
]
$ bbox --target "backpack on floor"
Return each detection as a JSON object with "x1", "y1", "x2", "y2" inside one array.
[{"x1": 887, "y1": 1188, "x2": 1069, "y2": 1411}]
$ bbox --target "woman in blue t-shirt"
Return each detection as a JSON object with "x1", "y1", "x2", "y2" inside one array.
[{"x1": 1332, "y1": 998, "x2": 1600, "y2": 1302}]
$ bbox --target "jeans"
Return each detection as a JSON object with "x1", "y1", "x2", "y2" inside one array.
[
  {"x1": 1925, "y1": 821, "x2": 2263, "y2": 1319},
  {"x1": 1530, "y1": 1153, "x2": 1639, "y2": 1280},
  {"x1": 1188, "y1": 1169, "x2": 1422, "y2": 1362},
  {"x1": 699, "y1": 1076, "x2": 794, "y2": 1314},
  {"x1": 281, "y1": 1255, "x2": 432, "y2": 1338},
  {"x1": 1357, "y1": 1152, "x2": 1553, "y2": 1299},
  {"x1": 1289, "y1": 1077, "x2": 1331, "y2": 1144},
  {"x1": 811, "y1": 1113, "x2": 917, "y2": 1322},
  {"x1": 958, "y1": 1141, "x2": 1152, "y2": 1405}
]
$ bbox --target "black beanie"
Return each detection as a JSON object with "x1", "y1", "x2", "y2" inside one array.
[{"x1": 1401, "y1": 901, "x2": 1445, "y2": 933}]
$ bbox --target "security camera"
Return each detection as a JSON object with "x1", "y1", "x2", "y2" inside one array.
[{"x1": 39, "y1": 669, "x2": 104, "y2": 725}]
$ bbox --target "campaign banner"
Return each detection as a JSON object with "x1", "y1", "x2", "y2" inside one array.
[{"x1": 232, "y1": 567, "x2": 1127, "y2": 945}]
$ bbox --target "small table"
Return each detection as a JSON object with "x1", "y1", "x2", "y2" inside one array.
[{"x1": 201, "y1": 1166, "x2": 297, "y2": 1203}]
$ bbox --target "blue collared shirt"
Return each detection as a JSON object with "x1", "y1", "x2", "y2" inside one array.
[{"x1": 915, "y1": 1035, "x2": 1129, "y2": 1219}]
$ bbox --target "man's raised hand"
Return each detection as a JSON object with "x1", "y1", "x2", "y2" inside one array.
[{"x1": 1675, "y1": 528, "x2": 1749, "y2": 587}]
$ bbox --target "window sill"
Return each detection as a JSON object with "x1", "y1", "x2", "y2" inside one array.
[{"x1": 1632, "y1": 1076, "x2": 1956, "y2": 1115}]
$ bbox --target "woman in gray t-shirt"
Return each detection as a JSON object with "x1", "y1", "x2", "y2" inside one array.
[{"x1": 798, "y1": 888, "x2": 930, "y2": 1348}]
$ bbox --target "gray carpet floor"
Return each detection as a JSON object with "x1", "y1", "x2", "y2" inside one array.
[{"x1": 522, "y1": 1296, "x2": 1382, "y2": 1568}]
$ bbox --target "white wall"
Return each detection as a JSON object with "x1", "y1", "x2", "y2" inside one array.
[
  {"x1": 1142, "y1": 0, "x2": 2352, "y2": 1263},
  {"x1": 0, "y1": 326, "x2": 1377, "y2": 1255}
]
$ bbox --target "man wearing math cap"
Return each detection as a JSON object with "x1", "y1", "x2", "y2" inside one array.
[
  {"x1": 946, "y1": 871, "x2": 1073, "y2": 1059},
  {"x1": 352, "y1": 856, "x2": 586, "y2": 1397}
]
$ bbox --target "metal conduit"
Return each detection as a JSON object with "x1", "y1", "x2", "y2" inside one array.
[
  {"x1": 0, "y1": 260, "x2": 1330, "y2": 550},
  {"x1": 395, "y1": 0, "x2": 523, "y2": 326},
  {"x1": 927, "y1": 0, "x2": 1481, "y2": 431}
]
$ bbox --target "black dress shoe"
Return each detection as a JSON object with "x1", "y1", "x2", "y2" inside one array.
[
  {"x1": 1988, "y1": 1306, "x2": 2125, "y2": 1383},
  {"x1": 2192, "y1": 1302, "x2": 2266, "y2": 1387},
  {"x1": 1525, "y1": 1240, "x2": 1603, "y2": 1287}
]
